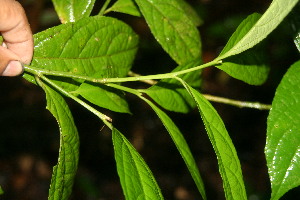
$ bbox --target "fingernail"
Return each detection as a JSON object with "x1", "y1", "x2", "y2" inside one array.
[{"x1": 2, "y1": 61, "x2": 24, "y2": 76}]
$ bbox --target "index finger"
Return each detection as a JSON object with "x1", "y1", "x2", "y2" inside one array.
[{"x1": 0, "y1": 0, "x2": 33, "y2": 65}]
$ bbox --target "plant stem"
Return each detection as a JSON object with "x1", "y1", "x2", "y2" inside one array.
[
  {"x1": 202, "y1": 94, "x2": 272, "y2": 110},
  {"x1": 35, "y1": 73, "x2": 113, "y2": 127},
  {"x1": 99, "y1": 0, "x2": 112, "y2": 16}
]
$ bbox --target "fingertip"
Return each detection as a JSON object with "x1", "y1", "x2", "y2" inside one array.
[{"x1": 2, "y1": 60, "x2": 24, "y2": 76}]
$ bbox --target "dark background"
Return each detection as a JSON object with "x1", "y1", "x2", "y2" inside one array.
[{"x1": 0, "y1": 0, "x2": 299, "y2": 199}]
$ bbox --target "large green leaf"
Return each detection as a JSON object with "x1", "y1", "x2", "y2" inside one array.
[
  {"x1": 145, "y1": 60, "x2": 201, "y2": 113},
  {"x1": 134, "y1": 0, "x2": 201, "y2": 64},
  {"x1": 112, "y1": 128, "x2": 164, "y2": 200},
  {"x1": 37, "y1": 79, "x2": 79, "y2": 200},
  {"x1": 181, "y1": 80, "x2": 247, "y2": 200},
  {"x1": 265, "y1": 60, "x2": 300, "y2": 200},
  {"x1": 73, "y1": 83, "x2": 131, "y2": 113},
  {"x1": 218, "y1": 0, "x2": 299, "y2": 59},
  {"x1": 52, "y1": 0, "x2": 96, "y2": 23},
  {"x1": 142, "y1": 97, "x2": 206, "y2": 200},
  {"x1": 24, "y1": 16, "x2": 139, "y2": 91},
  {"x1": 108, "y1": 0, "x2": 142, "y2": 17}
]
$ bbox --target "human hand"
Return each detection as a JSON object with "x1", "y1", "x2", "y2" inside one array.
[{"x1": 0, "y1": 0, "x2": 33, "y2": 76}]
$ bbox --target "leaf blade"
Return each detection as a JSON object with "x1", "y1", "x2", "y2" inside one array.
[
  {"x1": 38, "y1": 80, "x2": 79, "y2": 200},
  {"x1": 141, "y1": 97, "x2": 206, "y2": 200},
  {"x1": 265, "y1": 60, "x2": 300, "y2": 200},
  {"x1": 108, "y1": 0, "x2": 142, "y2": 17},
  {"x1": 219, "y1": 0, "x2": 299, "y2": 59},
  {"x1": 181, "y1": 81, "x2": 247, "y2": 200},
  {"x1": 112, "y1": 128, "x2": 164, "y2": 200},
  {"x1": 134, "y1": 0, "x2": 201, "y2": 64}
]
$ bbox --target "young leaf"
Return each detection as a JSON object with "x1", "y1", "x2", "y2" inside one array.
[
  {"x1": 145, "y1": 60, "x2": 201, "y2": 113},
  {"x1": 108, "y1": 0, "x2": 142, "y2": 17},
  {"x1": 181, "y1": 80, "x2": 247, "y2": 200},
  {"x1": 73, "y1": 83, "x2": 131, "y2": 114},
  {"x1": 37, "y1": 80, "x2": 79, "y2": 200},
  {"x1": 218, "y1": 0, "x2": 299, "y2": 60},
  {"x1": 265, "y1": 60, "x2": 300, "y2": 200},
  {"x1": 112, "y1": 128, "x2": 164, "y2": 200},
  {"x1": 134, "y1": 0, "x2": 202, "y2": 64},
  {"x1": 141, "y1": 97, "x2": 207, "y2": 200},
  {"x1": 52, "y1": 0, "x2": 96, "y2": 23},
  {"x1": 217, "y1": 48, "x2": 269, "y2": 85},
  {"x1": 24, "y1": 16, "x2": 139, "y2": 91}
]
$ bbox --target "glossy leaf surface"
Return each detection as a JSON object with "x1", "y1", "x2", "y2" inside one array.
[
  {"x1": 52, "y1": 0, "x2": 96, "y2": 23},
  {"x1": 112, "y1": 128, "x2": 164, "y2": 200},
  {"x1": 38, "y1": 80, "x2": 79, "y2": 200},
  {"x1": 145, "y1": 60, "x2": 201, "y2": 113},
  {"x1": 142, "y1": 97, "x2": 206, "y2": 200},
  {"x1": 74, "y1": 83, "x2": 131, "y2": 113},
  {"x1": 108, "y1": 0, "x2": 142, "y2": 17},
  {"x1": 24, "y1": 16, "x2": 138, "y2": 91},
  {"x1": 218, "y1": 0, "x2": 299, "y2": 59},
  {"x1": 182, "y1": 81, "x2": 247, "y2": 200},
  {"x1": 266, "y1": 60, "x2": 300, "y2": 200},
  {"x1": 134, "y1": 0, "x2": 201, "y2": 64}
]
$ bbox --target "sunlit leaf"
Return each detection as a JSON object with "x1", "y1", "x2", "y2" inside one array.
[
  {"x1": 181, "y1": 80, "x2": 247, "y2": 200},
  {"x1": 112, "y1": 128, "x2": 164, "y2": 200},
  {"x1": 108, "y1": 0, "x2": 142, "y2": 17},
  {"x1": 218, "y1": 0, "x2": 299, "y2": 59},
  {"x1": 145, "y1": 60, "x2": 201, "y2": 113},
  {"x1": 134, "y1": 0, "x2": 201, "y2": 64},
  {"x1": 142, "y1": 97, "x2": 206, "y2": 200},
  {"x1": 37, "y1": 79, "x2": 79, "y2": 200},
  {"x1": 24, "y1": 16, "x2": 138, "y2": 91},
  {"x1": 52, "y1": 0, "x2": 96, "y2": 23},
  {"x1": 265, "y1": 60, "x2": 300, "y2": 200}
]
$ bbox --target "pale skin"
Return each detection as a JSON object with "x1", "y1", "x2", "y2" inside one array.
[{"x1": 0, "y1": 0, "x2": 33, "y2": 76}]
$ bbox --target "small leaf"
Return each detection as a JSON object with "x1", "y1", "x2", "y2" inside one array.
[
  {"x1": 24, "y1": 16, "x2": 138, "y2": 91},
  {"x1": 38, "y1": 79, "x2": 79, "y2": 200},
  {"x1": 265, "y1": 60, "x2": 300, "y2": 200},
  {"x1": 142, "y1": 97, "x2": 206, "y2": 200},
  {"x1": 74, "y1": 83, "x2": 131, "y2": 113},
  {"x1": 175, "y1": 0, "x2": 203, "y2": 26},
  {"x1": 112, "y1": 128, "x2": 164, "y2": 200},
  {"x1": 218, "y1": 0, "x2": 299, "y2": 59},
  {"x1": 145, "y1": 60, "x2": 201, "y2": 113},
  {"x1": 217, "y1": 48, "x2": 269, "y2": 85},
  {"x1": 52, "y1": 0, "x2": 96, "y2": 23},
  {"x1": 181, "y1": 80, "x2": 247, "y2": 200},
  {"x1": 134, "y1": 0, "x2": 202, "y2": 64},
  {"x1": 0, "y1": 186, "x2": 3, "y2": 195},
  {"x1": 108, "y1": 0, "x2": 142, "y2": 17}
]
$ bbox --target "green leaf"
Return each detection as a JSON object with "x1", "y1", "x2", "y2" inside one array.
[
  {"x1": 37, "y1": 79, "x2": 79, "y2": 200},
  {"x1": 218, "y1": 0, "x2": 299, "y2": 59},
  {"x1": 141, "y1": 97, "x2": 206, "y2": 200},
  {"x1": 52, "y1": 0, "x2": 96, "y2": 23},
  {"x1": 134, "y1": 0, "x2": 201, "y2": 64},
  {"x1": 24, "y1": 16, "x2": 139, "y2": 91},
  {"x1": 73, "y1": 83, "x2": 131, "y2": 113},
  {"x1": 112, "y1": 128, "x2": 164, "y2": 200},
  {"x1": 217, "y1": 49, "x2": 269, "y2": 85},
  {"x1": 145, "y1": 60, "x2": 201, "y2": 113},
  {"x1": 265, "y1": 60, "x2": 300, "y2": 200},
  {"x1": 181, "y1": 80, "x2": 247, "y2": 200},
  {"x1": 108, "y1": 0, "x2": 142, "y2": 17},
  {"x1": 175, "y1": 0, "x2": 203, "y2": 26},
  {"x1": 0, "y1": 186, "x2": 3, "y2": 195}
]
